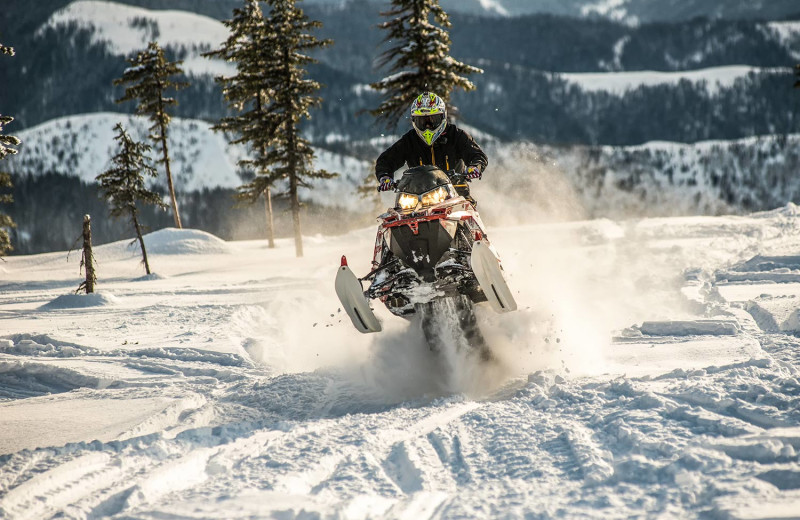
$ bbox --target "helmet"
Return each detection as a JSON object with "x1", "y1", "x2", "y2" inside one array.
[{"x1": 410, "y1": 92, "x2": 447, "y2": 146}]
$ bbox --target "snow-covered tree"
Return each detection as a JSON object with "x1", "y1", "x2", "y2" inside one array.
[
  {"x1": 203, "y1": 0, "x2": 281, "y2": 248},
  {"x1": 114, "y1": 42, "x2": 187, "y2": 229},
  {"x1": 369, "y1": 0, "x2": 482, "y2": 128},
  {"x1": 0, "y1": 42, "x2": 19, "y2": 255},
  {"x1": 97, "y1": 123, "x2": 167, "y2": 275}
]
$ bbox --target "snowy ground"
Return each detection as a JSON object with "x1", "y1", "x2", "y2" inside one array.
[{"x1": 1, "y1": 205, "x2": 800, "y2": 519}]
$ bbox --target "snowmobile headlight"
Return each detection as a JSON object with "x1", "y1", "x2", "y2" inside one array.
[
  {"x1": 421, "y1": 186, "x2": 449, "y2": 207},
  {"x1": 397, "y1": 192, "x2": 420, "y2": 211}
]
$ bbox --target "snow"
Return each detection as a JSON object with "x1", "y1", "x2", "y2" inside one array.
[
  {"x1": 0, "y1": 397, "x2": 175, "y2": 453},
  {"x1": 475, "y1": 0, "x2": 510, "y2": 17},
  {"x1": 638, "y1": 319, "x2": 741, "y2": 336},
  {"x1": 38, "y1": 0, "x2": 234, "y2": 77},
  {"x1": 767, "y1": 21, "x2": 800, "y2": 60},
  {"x1": 141, "y1": 228, "x2": 231, "y2": 255},
  {"x1": 581, "y1": 0, "x2": 636, "y2": 24},
  {"x1": 41, "y1": 292, "x2": 119, "y2": 309},
  {"x1": 561, "y1": 65, "x2": 769, "y2": 96},
  {"x1": 600, "y1": 35, "x2": 632, "y2": 71},
  {"x1": 2, "y1": 203, "x2": 800, "y2": 517},
  {"x1": 350, "y1": 83, "x2": 375, "y2": 96}
]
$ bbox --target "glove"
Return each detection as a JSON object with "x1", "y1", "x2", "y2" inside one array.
[
  {"x1": 466, "y1": 166, "x2": 482, "y2": 180},
  {"x1": 377, "y1": 175, "x2": 394, "y2": 192}
]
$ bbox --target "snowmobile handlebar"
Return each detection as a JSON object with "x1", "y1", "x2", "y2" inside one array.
[{"x1": 446, "y1": 170, "x2": 471, "y2": 185}]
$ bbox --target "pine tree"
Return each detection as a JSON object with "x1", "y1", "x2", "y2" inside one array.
[
  {"x1": 0, "y1": 42, "x2": 19, "y2": 256},
  {"x1": 794, "y1": 64, "x2": 800, "y2": 89},
  {"x1": 203, "y1": 0, "x2": 281, "y2": 248},
  {"x1": 369, "y1": 0, "x2": 482, "y2": 128},
  {"x1": 261, "y1": 0, "x2": 336, "y2": 257},
  {"x1": 209, "y1": 0, "x2": 335, "y2": 257},
  {"x1": 97, "y1": 123, "x2": 167, "y2": 275},
  {"x1": 114, "y1": 42, "x2": 187, "y2": 229}
]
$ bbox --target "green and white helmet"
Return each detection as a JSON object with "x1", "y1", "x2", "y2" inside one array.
[{"x1": 410, "y1": 92, "x2": 447, "y2": 146}]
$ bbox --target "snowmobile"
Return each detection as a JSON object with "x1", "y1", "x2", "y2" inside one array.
[{"x1": 335, "y1": 165, "x2": 517, "y2": 351}]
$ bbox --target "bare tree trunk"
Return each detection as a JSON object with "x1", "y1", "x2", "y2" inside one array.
[
  {"x1": 290, "y1": 172, "x2": 302, "y2": 257},
  {"x1": 256, "y1": 94, "x2": 274, "y2": 248},
  {"x1": 157, "y1": 92, "x2": 182, "y2": 229},
  {"x1": 132, "y1": 210, "x2": 151, "y2": 275},
  {"x1": 264, "y1": 187, "x2": 275, "y2": 248},
  {"x1": 82, "y1": 214, "x2": 95, "y2": 293},
  {"x1": 283, "y1": 46, "x2": 303, "y2": 258},
  {"x1": 160, "y1": 125, "x2": 182, "y2": 229},
  {"x1": 286, "y1": 126, "x2": 303, "y2": 258}
]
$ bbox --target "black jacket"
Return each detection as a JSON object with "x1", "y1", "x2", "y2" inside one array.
[{"x1": 374, "y1": 123, "x2": 488, "y2": 181}]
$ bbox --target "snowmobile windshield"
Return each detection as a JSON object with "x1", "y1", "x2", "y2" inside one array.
[{"x1": 395, "y1": 166, "x2": 455, "y2": 212}]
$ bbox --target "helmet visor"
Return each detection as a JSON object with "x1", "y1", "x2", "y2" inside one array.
[{"x1": 412, "y1": 113, "x2": 445, "y2": 130}]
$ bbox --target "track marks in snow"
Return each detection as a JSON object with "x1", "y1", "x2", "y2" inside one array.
[
  {"x1": 260, "y1": 401, "x2": 483, "y2": 500},
  {"x1": 383, "y1": 442, "x2": 432, "y2": 493},
  {"x1": 0, "y1": 334, "x2": 253, "y2": 404},
  {"x1": 427, "y1": 425, "x2": 474, "y2": 486},
  {"x1": 118, "y1": 447, "x2": 215, "y2": 512},
  {"x1": 706, "y1": 428, "x2": 800, "y2": 464},
  {"x1": 563, "y1": 423, "x2": 615, "y2": 485},
  {"x1": 62, "y1": 396, "x2": 484, "y2": 518},
  {"x1": 378, "y1": 403, "x2": 481, "y2": 494},
  {"x1": 0, "y1": 361, "x2": 111, "y2": 399},
  {"x1": 116, "y1": 394, "x2": 212, "y2": 440},
  {"x1": 0, "y1": 452, "x2": 122, "y2": 520}
]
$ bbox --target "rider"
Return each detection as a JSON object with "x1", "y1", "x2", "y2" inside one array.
[{"x1": 375, "y1": 91, "x2": 488, "y2": 204}]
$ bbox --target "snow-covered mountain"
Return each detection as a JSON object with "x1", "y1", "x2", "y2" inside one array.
[
  {"x1": 769, "y1": 21, "x2": 800, "y2": 61},
  {"x1": 6, "y1": 113, "x2": 372, "y2": 212},
  {"x1": 39, "y1": 1, "x2": 800, "y2": 80},
  {"x1": 2, "y1": 206, "x2": 800, "y2": 517},
  {"x1": 558, "y1": 135, "x2": 800, "y2": 217},
  {"x1": 560, "y1": 65, "x2": 782, "y2": 96},
  {"x1": 38, "y1": 0, "x2": 233, "y2": 77}
]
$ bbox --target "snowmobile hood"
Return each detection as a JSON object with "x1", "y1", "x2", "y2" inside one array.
[{"x1": 396, "y1": 165, "x2": 451, "y2": 195}]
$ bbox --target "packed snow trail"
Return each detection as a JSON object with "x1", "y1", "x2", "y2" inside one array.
[{"x1": 2, "y1": 210, "x2": 800, "y2": 519}]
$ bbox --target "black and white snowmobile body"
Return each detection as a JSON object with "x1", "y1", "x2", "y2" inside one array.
[{"x1": 336, "y1": 165, "x2": 516, "y2": 348}]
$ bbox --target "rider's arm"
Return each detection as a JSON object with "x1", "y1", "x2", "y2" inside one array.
[
  {"x1": 374, "y1": 136, "x2": 411, "y2": 181},
  {"x1": 455, "y1": 128, "x2": 488, "y2": 174}
]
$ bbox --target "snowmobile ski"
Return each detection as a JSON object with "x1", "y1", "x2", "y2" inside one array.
[
  {"x1": 470, "y1": 240, "x2": 517, "y2": 313},
  {"x1": 335, "y1": 256, "x2": 382, "y2": 333}
]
